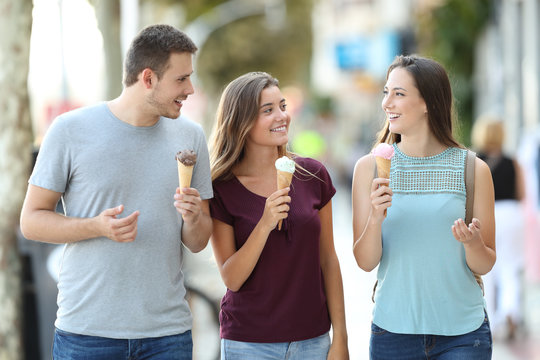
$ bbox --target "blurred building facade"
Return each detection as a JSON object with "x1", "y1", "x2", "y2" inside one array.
[{"x1": 475, "y1": 0, "x2": 540, "y2": 153}]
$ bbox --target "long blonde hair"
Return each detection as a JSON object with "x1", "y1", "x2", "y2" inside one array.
[
  {"x1": 471, "y1": 115, "x2": 505, "y2": 153},
  {"x1": 210, "y1": 72, "x2": 288, "y2": 182}
]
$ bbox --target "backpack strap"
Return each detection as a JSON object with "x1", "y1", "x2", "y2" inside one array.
[
  {"x1": 372, "y1": 156, "x2": 378, "y2": 302},
  {"x1": 464, "y1": 149, "x2": 485, "y2": 294},
  {"x1": 465, "y1": 150, "x2": 476, "y2": 225}
]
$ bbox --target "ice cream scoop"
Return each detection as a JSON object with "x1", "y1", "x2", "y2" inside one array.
[
  {"x1": 275, "y1": 156, "x2": 295, "y2": 230},
  {"x1": 275, "y1": 156, "x2": 296, "y2": 173},
  {"x1": 176, "y1": 150, "x2": 197, "y2": 166},
  {"x1": 372, "y1": 143, "x2": 394, "y2": 160},
  {"x1": 176, "y1": 150, "x2": 197, "y2": 193}
]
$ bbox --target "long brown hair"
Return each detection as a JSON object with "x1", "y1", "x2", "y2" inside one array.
[
  {"x1": 375, "y1": 55, "x2": 462, "y2": 148},
  {"x1": 210, "y1": 72, "x2": 289, "y2": 182}
]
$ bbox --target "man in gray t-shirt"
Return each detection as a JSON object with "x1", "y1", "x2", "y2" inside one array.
[{"x1": 20, "y1": 24, "x2": 213, "y2": 360}]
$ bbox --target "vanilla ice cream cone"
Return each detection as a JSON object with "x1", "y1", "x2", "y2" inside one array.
[{"x1": 276, "y1": 170, "x2": 293, "y2": 230}]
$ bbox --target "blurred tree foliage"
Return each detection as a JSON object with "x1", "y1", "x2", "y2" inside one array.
[
  {"x1": 197, "y1": 1, "x2": 313, "y2": 93},
  {"x1": 147, "y1": 0, "x2": 313, "y2": 92},
  {"x1": 416, "y1": 0, "x2": 492, "y2": 145},
  {"x1": 173, "y1": 0, "x2": 228, "y2": 24}
]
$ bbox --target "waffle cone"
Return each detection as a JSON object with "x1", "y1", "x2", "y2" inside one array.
[
  {"x1": 375, "y1": 156, "x2": 391, "y2": 216},
  {"x1": 375, "y1": 157, "x2": 391, "y2": 179},
  {"x1": 277, "y1": 170, "x2": 293, "y2": 190},
  {"x1": 276, "y1": 170, "x2": 293, "y2": 230},
  {"x1": 177, "y1": 160, "x2": 194, "y2": 193}
]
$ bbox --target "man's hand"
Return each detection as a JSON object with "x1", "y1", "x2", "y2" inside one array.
[
  {"x1": 174, "y1": 187, "x2": 203, "y2": 223},
  {"x1": 175, "y1": 188, "x2": 211, "y2": 253},
  {"x1": 97, "y1": 205, "x2": 140, "y2": 242}
]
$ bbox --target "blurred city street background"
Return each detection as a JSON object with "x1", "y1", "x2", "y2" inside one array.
[{"x1": 2, "y1": 0, "x2": 540, "y2": 359}]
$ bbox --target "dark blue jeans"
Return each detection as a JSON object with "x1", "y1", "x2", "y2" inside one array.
[
  {"x1": 370, "y1": 316, "x2": 492, "y2": 360},
  {"x1": 52, "y1": 328, "x2": 192, "y2": 360}
]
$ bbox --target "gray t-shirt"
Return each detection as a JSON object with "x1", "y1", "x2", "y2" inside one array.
[{"x1": 30, "y1": 102, "x2": 213, "y2": 338}]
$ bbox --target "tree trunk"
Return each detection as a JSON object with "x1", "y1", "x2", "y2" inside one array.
[
  {"x1": 0, "y1": 0, "x2": 34, "y2": 359},
  {"x1": 92, "y1": 0, "x2": 123, "y2": 100}
]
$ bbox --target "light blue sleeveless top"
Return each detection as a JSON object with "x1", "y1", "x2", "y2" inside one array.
[{"x1": 373, "y1": 144, "x2": 485, "y2": 335}]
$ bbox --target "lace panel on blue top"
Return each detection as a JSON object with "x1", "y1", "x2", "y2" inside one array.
[{"x1": 390, "y1": 144, "x2": 466, "y2": 197}]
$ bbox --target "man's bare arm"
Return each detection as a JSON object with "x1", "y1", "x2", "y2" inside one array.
[{"x1": 20, "y1": 184, "x2": 139, "y2": 244}]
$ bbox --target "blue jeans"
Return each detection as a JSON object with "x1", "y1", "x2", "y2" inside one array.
[
  {"x1": 221, "y1": 332, "x2": 330, "y2": 360},
  {"x1": 370, "y1": 316, "x2": 492, "y2": 360},
  {"x1": 52, "y1": 328, "x2": 192, "y2": 360}
]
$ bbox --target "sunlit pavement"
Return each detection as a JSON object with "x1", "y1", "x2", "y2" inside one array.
[{"x1": 187, "y1": 184, "x2": 540, "y2": 359}]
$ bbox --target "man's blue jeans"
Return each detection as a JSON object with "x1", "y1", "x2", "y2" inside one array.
[
  {"x1": 52, "y1": 328, "x2": 192, "y2": 360},
  {"x1": 370, "y1": 316, "x2": 492, "y2": 360}
]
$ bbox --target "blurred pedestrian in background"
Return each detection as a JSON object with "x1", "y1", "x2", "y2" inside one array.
[
  {"x1": 209, "y1": 72, "x2": 349, "y2": 359},
  {"x1": 352, "y1": 55, "x2": 495, "y2": 359},
  {"x1": 19, "y1": 24, "x2": 213, "y2": 359},
  {"x1": 473, "y1": 117, "x2": 526, "y2": 341}
]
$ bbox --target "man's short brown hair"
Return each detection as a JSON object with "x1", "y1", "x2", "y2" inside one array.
[{"x1": 123, "y1": 24, "x2": 197, "y2": 87}]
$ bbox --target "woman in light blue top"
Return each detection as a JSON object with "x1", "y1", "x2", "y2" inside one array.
[{"x1": 352, "y1": 55, "x2": 496, "y2": 360}]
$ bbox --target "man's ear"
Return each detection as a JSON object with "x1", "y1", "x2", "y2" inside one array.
[{"x1": 141, "y1": 68, "x2": 154, "y2": 89}]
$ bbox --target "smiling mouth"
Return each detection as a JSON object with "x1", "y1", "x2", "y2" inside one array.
[
  {"x1": 387, "y1": 113, "x2": 400, "y2": 120},
  {"x1": 270, "y1": 126, "x2": 286, "y2": 132}
]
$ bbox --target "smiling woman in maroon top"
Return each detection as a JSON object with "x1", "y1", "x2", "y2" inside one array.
[{"x1": 208, "y1": 72, "x2": 349, "y2": 359}]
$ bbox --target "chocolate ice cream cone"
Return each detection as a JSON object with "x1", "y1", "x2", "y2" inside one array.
[{"x1": 177, "y1": 161, "x2": 194, "y2": 193}]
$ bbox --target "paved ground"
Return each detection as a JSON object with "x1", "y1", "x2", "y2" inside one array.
[{"x1": 187, "y1": 184, "x2": 540, "y2": 359}]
